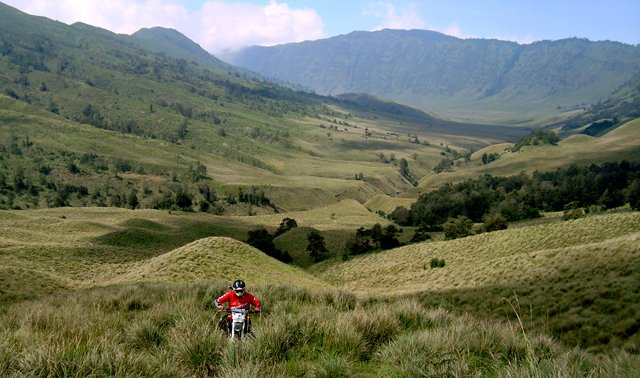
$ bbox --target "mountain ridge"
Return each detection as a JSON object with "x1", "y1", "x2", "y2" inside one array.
[{"x1": 230, "y1": 29, "x2": 640, "y2": 124}]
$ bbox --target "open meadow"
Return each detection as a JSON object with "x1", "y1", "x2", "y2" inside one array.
[{"x1": 1, "y1": 204, "x2": 639, "y2": 376}]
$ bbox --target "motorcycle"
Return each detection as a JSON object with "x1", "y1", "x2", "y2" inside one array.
[{"x1": 219, "y1": 308, "x2": 259, "y2": 339}]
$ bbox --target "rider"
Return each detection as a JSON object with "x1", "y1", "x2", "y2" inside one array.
[
  {"x1": 215, "y1": 279, "x2": 261, "y2": 332},
  {"x1": 215, "y1": 279, "x2": 261, "y2": 312},
  {"x1": 215, "y1": 279, "x2": 261, "y2": 333}
]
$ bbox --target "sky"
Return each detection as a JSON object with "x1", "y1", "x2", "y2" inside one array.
[{"x1": 4, "y1": 0, "x2": 639, "y2": 58}]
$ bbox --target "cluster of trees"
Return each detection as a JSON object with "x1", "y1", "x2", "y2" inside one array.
[
  {"x1": 512, "y1": 129, "x2": 560, "y2": 152},
  {"x1": 237, "y1": 186, "x2": 274, "y2": 209},
  {"x1": 344, "y1": 223, "x2": 402, "y2": 258},
  {"x1": 393, "y1": 161, "x2": 640, "y2": 230},
  {"x1": 245, "y1": 227, "x2": 292, "y2": 263},
  {"x1": 246, "y1": 218, "x2": 331, "y2": 263}
]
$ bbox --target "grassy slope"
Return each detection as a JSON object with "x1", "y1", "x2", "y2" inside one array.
[
  {"x1": 316, "y1": 211, "x2": 640, "y2": 351},
  {"x1": 0, "y1": 206, "x2": 338, "y2": 303}
]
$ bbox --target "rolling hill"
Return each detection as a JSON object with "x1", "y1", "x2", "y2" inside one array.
[
  {"x1": 315, "y1": 210, "x2": 640, "y2": 351},
  {"x1": 230, "y1": 29, "x2": 640, "y2": 124},
  {"x1": 1, "y1": 2, "x2": 640, "y2": 372}
]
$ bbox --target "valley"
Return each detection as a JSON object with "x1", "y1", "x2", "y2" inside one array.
[{"x1": 1, "y1": 1, "x2": 640, "y2": 376}]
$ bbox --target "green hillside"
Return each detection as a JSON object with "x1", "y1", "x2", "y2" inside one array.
[
  {"x1": 317, "y1": 210, "x2": 640, "y2": 351},
  {"x1": 130, "y1": 27, "x2": 232, "y2": 72},
  {"x1": 1, "y1": 3, "x2": 640, "y2": 375},
  {"x1": 1, "y1": 2, "x2": 528, "y2": 214},
  {"x1": 230, "y1": 29, "x2": 640, "y2": 124},
  {"x1": 1, "y1": 204, "x2": 639, "y2": 375}
]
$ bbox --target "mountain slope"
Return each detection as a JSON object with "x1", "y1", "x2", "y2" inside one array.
[
  {"x1": 0, "y1": 2, "x2": 477, "y2": 211},
  {"x1": 411, "y1": 118, "x2": 640, "y2": 193},
  {"x1": 130, "y1": 27, "x2": 232, "y2": 72},
  {"x1": 230, "y1": 29, "x2": 640, "y2": 124}
]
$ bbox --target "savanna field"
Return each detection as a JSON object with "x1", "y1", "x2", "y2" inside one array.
[
  {"x1": 1, "y1": 204, "x2": 639, "y2": 376},
  {"x1": 2, "y1": 2, "x2": 640, "y2": 376}
]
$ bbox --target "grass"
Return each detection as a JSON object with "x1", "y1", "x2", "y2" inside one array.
[
  {"x1": 1, "y1": 283, "x2": 637, "y2": 377},
  {"x1": 0, "y1": 206, "x2": 338, "y2": 302},
  {"x1": 317, "y1": 210, "x2": 640, "y2": 351},
  {"x1": 1, "y1": 199, "x2": 639, "y2": 374}
]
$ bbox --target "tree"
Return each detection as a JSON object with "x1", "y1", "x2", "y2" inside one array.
[
  {"x1": 399, "y1": 158, "x2": 409, "y2": 177},
  {"x1": 275, "y1": 217, "x2": 298, "y2": 236},
  {"x1": 628, "y1": 179, "x2": 640, "y2": 211},
  {"x1": 306, "y1": 230, "x2": 328, "y2": 262},
  {"x1": 390, "y1": 206, "x2": 411, "y2": 225},
  {"x1": 379, "y1": 225, "x2": 401, "y2": 249},
  {"x1": 175, "y1": 190, "x2": 193, "y2": 211},
  {"x1": 128, "y1": 190, "x2": 139, "y2": 209},
  {"x1": 443, "y1": 215, "x2": 474, "y2": 240},
  {"x1": 247, "y1": 228, "x2": 276, "y2": 254},
  {"x1": 370, "y1": 223, "x2": 383, "y2": 245}
]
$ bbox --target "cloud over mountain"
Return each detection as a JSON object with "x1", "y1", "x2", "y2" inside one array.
[{"x1": 2, "y1": 0, "x2": 324, "y2": 55}]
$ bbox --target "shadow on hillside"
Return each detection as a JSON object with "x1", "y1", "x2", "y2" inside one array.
[{"x1": 414, "y1": 262, "x2": 639, "y2": 353}]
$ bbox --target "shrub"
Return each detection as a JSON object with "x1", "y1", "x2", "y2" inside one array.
[
  {"x1": 430, "y1": 258, "x2": 445, "y2": 269},
  {"x1": 443, "y1": 216, "x2": 473, "y2": 239},
  {"x1": 410, "y1": 228, "x2": 432, "y2": 243},
  {"x1": 482, "y1": 213, "x2": 508, "y2": 232},
  {"x1": 563, "y1": 202, "x2": 585, "y2": 220}
]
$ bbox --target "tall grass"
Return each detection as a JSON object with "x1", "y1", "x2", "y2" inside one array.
[{"x1": 1, "y1": 283, "x2": 637, "y2": 377}]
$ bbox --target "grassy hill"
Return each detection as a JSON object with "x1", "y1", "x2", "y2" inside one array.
[
  {"x1": 0, "y1": 205, "x2": 341, "y2": 303},
  {"x1": 316, "y1": 210, "x2": 640, "y2": 352}
]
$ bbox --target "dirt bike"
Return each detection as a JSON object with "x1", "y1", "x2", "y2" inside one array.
[{"x1": 218, "y1": 308, "x2": 259, "y2": 339}]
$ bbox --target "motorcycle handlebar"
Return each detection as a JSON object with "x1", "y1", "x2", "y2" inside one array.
[{"x1": 220, "y1": 309, "x2": 261, "y2": 314}]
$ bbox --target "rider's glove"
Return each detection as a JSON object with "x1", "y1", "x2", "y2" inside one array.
[
  {"x1": 217, "y1": 305, "x2": 224, "y2": 311},
  {"x1": 254, "y1": 308, "x2": 261, "y2": 313}
]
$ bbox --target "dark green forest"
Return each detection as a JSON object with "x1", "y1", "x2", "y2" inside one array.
[{"x1": 397, "y1": 161, "x2": 640, "y2": 228}]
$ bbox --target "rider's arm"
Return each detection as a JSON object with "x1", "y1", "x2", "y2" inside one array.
[
  {"x1": 250, "y1": 294, "x2": 261, "y2": 311},
  {"x1": 215, "y1": 292, "x2": 231, "y2": 310}
]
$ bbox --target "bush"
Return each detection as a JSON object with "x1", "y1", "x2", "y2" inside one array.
[
  {"x1": 430, "y1": 258, "x2": 445, "y2": 269},
  {"x1": 563, "y1": 202, "x2": 585, "y2": 220},
  {"x1": 482, "y1": 213, "x2": 508, "y2": 232},
  {"x1": 443, "y1": 216, "x2": 473, "y2": 240}
]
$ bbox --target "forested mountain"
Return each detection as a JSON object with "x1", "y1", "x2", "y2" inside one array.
[{"x1": 230, "y1": 29, "x2": 640, "y2": 124}]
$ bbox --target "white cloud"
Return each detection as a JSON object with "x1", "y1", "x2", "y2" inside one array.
[
  {"x1": 3, "y1": 0, "x2": 325, "y2": 55},
  {"x1": 441, "y1": 24, "x2": 465, "y2": 39},
  {"x1": 194, "y1": 0, "x2": 324, "y2": 56},
  {"x1": 364, "y1": 1, "x2": 426, "y2": 31}
]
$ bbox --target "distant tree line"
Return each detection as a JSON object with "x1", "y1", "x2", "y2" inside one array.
[{"x1": 392, "y1": 161, "x2": 640, "y2": 229}]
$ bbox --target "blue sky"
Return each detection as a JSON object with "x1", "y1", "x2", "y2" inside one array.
[{"x1": 4, "y1": 0, "x2": 639, "y2": 56}]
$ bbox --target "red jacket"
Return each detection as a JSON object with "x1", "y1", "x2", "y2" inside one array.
[{"x1": 215, "y1": 291, "x2": 261, "y2": 310}]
